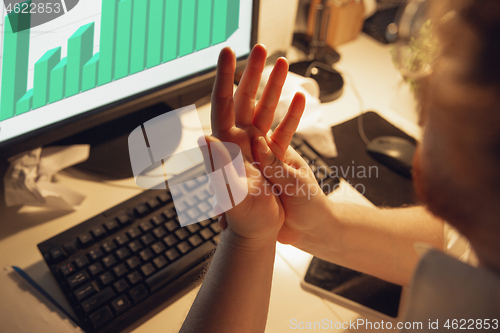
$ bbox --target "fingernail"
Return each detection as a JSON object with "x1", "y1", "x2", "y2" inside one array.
[{"x1": 257, "y1": 137, "x2": 269, "y2": 154}]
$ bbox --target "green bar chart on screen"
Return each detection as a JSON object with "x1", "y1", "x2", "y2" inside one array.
[
  {"x1": 33, "y1": 47, "x2": 62, "y2": 109},
  {"x1": 0, "y1": 5, "x2": 31, "y2": 121},
  {"x1": 0, "y1": 0, "x2": 240, "y2": 120},
  {"x1": 66, "y1": 23, "x2": 95, "y2": 97},
  {"x1": 147, "y1": 0, "x2": 164, "y2": 68},
  {"x1": 49, "y1": 57, "x2": 68, "y2": 103},
  {"x1": 16, "y1": 89, "x2": 33, "y2": 115},
  {"x1": 130, "y1": 0, "x2": 149, "y2": 74},
  {"x1": 114, "y1": 0, "x2": 133, "y2": 80},
  {"x1": 82, "y1": 53, "x2": 100, "y2": 92},
  {"x1": 163, "y1": 0, "x2": 180, "y2": 63},
  {"x1": 98, "y1": 0, "x2": 120, "y2": 86}
]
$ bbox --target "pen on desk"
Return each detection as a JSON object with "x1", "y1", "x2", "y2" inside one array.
[{"x1": 12, "y1": 266, "x2": 80, "y2": 326}]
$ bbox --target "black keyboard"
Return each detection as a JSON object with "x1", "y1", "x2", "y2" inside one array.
[
  {"x1": 290, "y1": 136, "x2": 339, "y2": 194},
  {"x1": 38, "y1": 137, "x2": 338, "y2": 333}
]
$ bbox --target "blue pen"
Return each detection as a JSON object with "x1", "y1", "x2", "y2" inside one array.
[{"x1": 12, "y1": 266, "x2": 80, "y2": 326}]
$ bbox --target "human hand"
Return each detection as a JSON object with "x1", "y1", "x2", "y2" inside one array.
[
  {"x1": 251, "y1": 128, "x2": 332, "y2": 246},
  {"x1": 206, "y1": 44, "x2": 306, "y2": 248}
]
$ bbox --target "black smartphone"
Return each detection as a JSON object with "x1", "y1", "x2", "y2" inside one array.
[{"x1": 301, "y1": 257, "x2": 403, "y2": 319}]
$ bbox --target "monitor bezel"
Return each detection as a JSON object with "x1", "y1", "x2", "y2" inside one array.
[{"x1": 0, "y1": 0, "x2": 260, "y2": 158}]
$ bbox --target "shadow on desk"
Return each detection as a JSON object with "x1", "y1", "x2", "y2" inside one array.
[{"x1": 0, "y1": 202, "x2": 71, "y2": 242}]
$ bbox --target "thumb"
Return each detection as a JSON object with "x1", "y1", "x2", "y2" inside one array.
[{"x1": 252, "y1": 136, "x2": 295, "y2": 187}]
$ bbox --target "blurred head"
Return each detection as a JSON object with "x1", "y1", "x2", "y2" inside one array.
[{"x1": 412, "y1": 0, "x2": 500, "y2": 270}]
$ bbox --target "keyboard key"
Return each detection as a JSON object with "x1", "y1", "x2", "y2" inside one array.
[
  {"x1": 49, "y1": 246, "x2": 67, "y2": 262},
  {"x1": 139, "y1": 248, "x2": 154, "y2": 262},
  {"x1": 111, "y1": 295, "x2": 131, "y2": 316},
  {"x1": 146, "y1": 242, "x2": 216, "y2": 292},
  {"x1": 126, "y1": 256, "x2": 141, "y2": 270},
  {"x1": 113, "y1": 263, "x2": 128, "y2": 278},
  {"x1": 157, "y1": 193, "x2": 171, "y2": 204},
  {"x1": 199, "y1": 219, "x2": 211, "y2": 227},
  {"x1": 196, "y1": 190, "x2": 210, "y2": 202},
  {"x1": 188, "y1": 234, "x2": 203, "y2": 248},
  {"x1": 134, "y1": 204, "x2": 149, "y2": 217},
  {"x1": 67, "y1": 271, "x2": 89, "y2": 289},
  {"x1": 59, "y1": 263, "x2": 76, "y2": 277},
  {"x1": 127, "y1": 227, "x2": 142, "y2": 239},
  {"x1": 197, "y1": 201, "x2": 212, "y2": 213},
  {"x1": 82, "y1": 287, "x2": 115, "y2": 313},
  {"x1": 187, "y1": 207, "x2": 201, "y2": 220},
  {"x1": 164, "y1": 220, "x2": 179, "y2": 232},
  {"x1": 63, "y1": 240, "x2": 79, "y2": 255},
  {"x1": 102, "y1": 254, "x2": 117, "y2": 268},
  {"x1": 152, "y1": 255, "x2": 168, "y2": 269},
  {"x1": 200, "y1": 228, "x2": 215, "y2": 240},
  {"x1": 101, "y1": 240, "x2": 117, "y2": 254},
  {"x1": 73, "y1": 255, "x2": 89, "y2": 269},
  {"x1": 163, "y1": 207, "x2": 176, "y2": 219},
  {"x1": 89, "y1": 305, "x2": 115, "y2": 329},
  {"x1": 196, "y1": 174, "x2": 209, "y2": 184},
  {"x1": 184, "y1": 179, "x2": 199, "y2": 190},
  {"x1": 127, "y1": 271, "x2": 142, "y2": 285},
  {"x1": 74, "y1": 282, "x2": 97, "y2": 301},
  {"x1": 128, "y1": 240, "x2": 143, "y2": 253},
  {"x1": 152, "y1": 226, "x2": 167, "y2": 239},
  {"x1": 129, "y1": 284, "x2": 149, "y2": 303},
  {"x1": 104, "y1": 220, "x2": 120, "y2": 233},
  {"x1": 140, "y1": 232, "x2": 155, "y2": 246},
  {"x1": 210, "y1": 222, "x2": 221, "y2": 233},
  {"x1": 175, "y1": 228, "x2": 189, "y2": 240},
  {"x1": 116, "y1": 213, "x2": 131, "y2": 226},
  {"x1": 163, "y1": 234, "x2": 178, "y2": 247},
  {"x1": 88, "y1": 248, "x2": 104, "y2": 261},
  {"x1": 140, "y1": 263, "x2": 156, "y2": 277},
  {"x1": 99, "y1": 272, "x2": 115, "y2": 286},
  {"x1": 88, "y1": 263, "x2": 103, "y2": 277},
  {"x1": 184, "y1": 195, "x2": 198, "y2": 207},
  {"x1": 139, "y1": 220, "x2": 154, "y2": 232},
  {"x1": 91, "y1": 226, "x2": 107, "y2": 239},
  {"x1": 186, "y1": 224, "x2": 200, "y2": 233},
  {"x1": 78, "y1": 233, "x2": 94, "y2": 248},
  {"x1": 291, "y1": 136, "x2": 303, "y2": 148},
  {"x1": 146, "y1": 198, "x2": 160, "y2": 210},
  {"x1": 150, "y1": 214, "x2": 166, "y2": 226},
  {"x1": 151, "y1": 241, "x2": 166, "y2": 255},
  {"x1": 175, "y1": 201, "x2": 188, "y2": 212},
  {"x1": 165, "y1": 248, "x2": 180, "y2": 262},
  {"x1": 115, "y1": 234, "x2": 129, "y2": 246},
  {"x1": 115, "y1": 247, "x2": 130, "y2": 260},
  {"x1": 177, "y1": 241, "x2": 192, "y2": 254},
  {"x1": 113, "y1": 279, "x2": 129, "y2": 293}
]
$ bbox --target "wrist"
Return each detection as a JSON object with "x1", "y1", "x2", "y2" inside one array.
[
  {"x1": 293, "y1": 196, "x2": 345, "y2": 255},
  {"x1": 220, "y1": 226, "x2": 277, "y2": 253}
]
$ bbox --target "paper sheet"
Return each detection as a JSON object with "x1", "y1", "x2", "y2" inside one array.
[{"x1": 4, "y1": 145, "x2": 90, "y2": 210}]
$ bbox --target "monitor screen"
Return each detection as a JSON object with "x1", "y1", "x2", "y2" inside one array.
[{"x1": 0, "y1": 0, "x2": 254, "y2": 149}]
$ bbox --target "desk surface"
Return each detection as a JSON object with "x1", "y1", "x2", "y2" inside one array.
[{"x1": 0, "y1": 34, "x2": 419, "y2": 333}]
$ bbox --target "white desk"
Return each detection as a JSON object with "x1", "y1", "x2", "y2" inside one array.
[{"x1": 0, "y1": 34, "x2": 419, "y2": 332}]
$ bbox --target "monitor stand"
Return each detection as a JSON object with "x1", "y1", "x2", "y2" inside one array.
[{"x1": 54, "y1": 103, "x2": 176, "y2": 180}]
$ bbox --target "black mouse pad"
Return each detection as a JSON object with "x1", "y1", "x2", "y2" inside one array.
[{"x1": 322, "y1": 111, "x2": 419, "y2": 207}]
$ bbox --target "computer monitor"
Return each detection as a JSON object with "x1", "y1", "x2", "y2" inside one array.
[{"x1": 0, "y1": 0, "x2": 259, "y2": 164}]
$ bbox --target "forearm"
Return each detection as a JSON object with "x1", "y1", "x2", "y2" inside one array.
[
  {"x1": 295, "y1": 202, "x2": 444, "y2": 286},
  {"x1": 180, "y1": 227, "x2": 277, "y2": 333}
]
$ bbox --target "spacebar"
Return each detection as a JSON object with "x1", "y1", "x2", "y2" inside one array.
[{"x1": 146, "y1": 241, "x2": 216, "y2": 292}]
